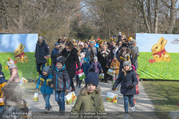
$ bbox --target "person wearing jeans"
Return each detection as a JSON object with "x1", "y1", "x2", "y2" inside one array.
[
  {"x1": 55, "y1": 91, "x2": 65, "y2": 111},
  {"x1": 51, "y1": 57, "x2": 70, "y2": 112},
  {"x1": 123, "y1": 95, "x2": 135, "y2": 113},
  {"x1": 36, "y1": 63, "x2": 45, "y2": 75},
  {"x1": 112, "y1": 61, "x2": 138, "y2": 113},
  {"x1": 42, "y1": 94, "x2": 51, "y2": 110},
  {"x1": 75, "y1": 75, "x2": 82, "y2": 88},
  {"x1": 36, "y1": 66, "x2": 53, "y2": 113}
]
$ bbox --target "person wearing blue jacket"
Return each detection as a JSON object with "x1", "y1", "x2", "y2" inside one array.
[
  {"x1": 81, "y1": 57, "x2": 90, "y2": 77},
  {"x1": 51, "y1": 56, "x2": 70, "y2": 112},
  {"x1": 51, "y1": 43, "x2": 60, "y2": 71},
  {"x1": 36, "y1": 66, "x2": 53, "y2": 113}
]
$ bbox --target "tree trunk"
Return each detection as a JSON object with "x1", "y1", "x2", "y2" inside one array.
[
  {"x1": 154, "y1": 0, "x2": 159, "y2": 33},
  {"x1": 147, "y1": 0, "x2": 152, "y2": 32},
  {"x1": 141, "y1": 0, "x2": 151, "y2": 33},
  {"x1": 168, "y1": 0, "x2": 176, "y2": 33}
]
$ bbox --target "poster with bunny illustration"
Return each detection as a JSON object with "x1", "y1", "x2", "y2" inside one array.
[
  {"x1": 0, "y1": 34, "x2": 38, "y2": 79},
  {"x1": 136, "y1": 33, "x2": 179, "y2": 80}
]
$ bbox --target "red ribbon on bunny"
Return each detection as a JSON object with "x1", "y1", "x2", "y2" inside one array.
[
  {"x1": 152, "y1": 49, "x2": 166, "y2": 58},
  {"x1": 15, "y1": 52, "x2": 25, "y2": 59}
]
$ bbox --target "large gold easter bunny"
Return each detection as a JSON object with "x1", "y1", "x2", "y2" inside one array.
[
  {"x1": 14, "y1": 43, "x2": 29, "y2": 63},
  {"x1": 149, "y1": 37, "x2": 171, "y2": 63}
]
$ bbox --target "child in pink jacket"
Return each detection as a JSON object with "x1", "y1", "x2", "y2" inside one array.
[{"x1": 75, "y1": 63, "x2": 83, "y2": 88}]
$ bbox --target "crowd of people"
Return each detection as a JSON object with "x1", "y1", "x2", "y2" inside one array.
[
  {"x1": 34, "y1": 32, "x2": 140, "y2": 114},
  {"x1": 0, "y1": 32, "x2": 140, "y2": 118}
]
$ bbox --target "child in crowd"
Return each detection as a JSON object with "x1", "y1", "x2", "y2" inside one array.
[
  {"x1": 110, "y1": 56, "x2": 120, "y2": 83},
  {"x1": 112, "y1": 61, "x2": 138, "y2": 113},
  {"x1": 75, "y1": 62, "x2": 83, "y2": 88},
  {"x1": 81, "y1": 57, "x2": 90, "y2": 77},
  {"x1": 0, "y1": 63, "x2": 7, "y2": 113},
  {"x1": 51, "y1": 43, "x2": 60, "y2": 71},
  {"x1": 89, "y1": 56, "x2": 103, "y2": 77},
  {"x1": 36, "y1": 66, "x2": 53, "y2": 113},
  {"x1": 71, "y1": 71, "x2": 105, "y2": 115},
  {"x1": 6, "y1": 58, "x2": 20, "y2": 84},
  {"x1": 131, "y1": 65, "x2": 139, "y2": 105},
  {"x1": 51, "y1": 57, "x2": 70, "y2": 112}
]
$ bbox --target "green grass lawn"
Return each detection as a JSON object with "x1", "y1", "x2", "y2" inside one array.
[
  {"x1": 0, "y1": 52, "x2": 37, "y2": 79},
  {"x1": 142, "y1": 81, "x2": 179, "y2": 119},
  {"x1": 138, "y1": 52, "x2": 179, "y2": 80}
]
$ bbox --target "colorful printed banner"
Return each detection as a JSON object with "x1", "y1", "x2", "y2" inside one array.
[
  {"x1": 0, "y1": 34, "x2": 38, "y2": 79},
  {"x1": 0, "y1": 34, "x2": 38, "y2": 52},
  {"x1": 136, "y1": 33, "x2": 179, "y2": 80}
]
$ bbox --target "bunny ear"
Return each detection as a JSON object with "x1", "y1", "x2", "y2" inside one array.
[
  {"x1": 120, "y1": 56, "x2": 125, "y2": 61},
  {"x1": 127, "y1": 55, "x2": 130, "y2": 61},
  {"x1": 8, "y1": 57, "x2": 11, "y2": 61}
]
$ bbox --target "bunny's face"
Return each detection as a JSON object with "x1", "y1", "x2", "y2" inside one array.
[
  {"x1": 14, "y1": 43, "x2": 25, "y2": 56},
  {"x1": 151, "y1": 37, "x2": 167, "y2": 53}
]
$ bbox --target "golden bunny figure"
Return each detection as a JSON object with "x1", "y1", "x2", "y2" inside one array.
[
  {"x1": 14, "y1": 43, "x2": 29, "y2": 63},
  {"x1": 149, "y1": 37, "x2": 171, "y2": 63}
]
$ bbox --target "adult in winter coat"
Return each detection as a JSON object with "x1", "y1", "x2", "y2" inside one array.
[
  {"x1": 130, "y1": 40, "x2": 139, "y2": 70},
  {"x1": 35, "y1": 36, "x2": 50, "y2": 75},
  {"x1": 51, "y1": 43, "x2": 60, "y2": 70},
  {"x1": 117, "y1": 43, "x2": 135, "y2": 73},
  {"x1": 109, "y1": 41, "x2": 117, "y2": 60},
  {"x1": 89, "y1": 41, "x2": 97, "y2": 62},
  {"x1": 82, "y1": 42, "x2": 90, "y2": 61},
  {"x1": 112, "y1": 61, "x2": 138, "y2": 113},
  {"x1": 56, "y1": 41, "x2": 80, "y2": 92},
  {"x1": 97, "y1": 44, "x2": 111, "y2": 83}
]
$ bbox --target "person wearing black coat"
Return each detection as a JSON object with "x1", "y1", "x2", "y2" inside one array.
[
  {"x1": 117, "y1": 43, "x2": 135, "y2": 74},
  {"x1": 97, "y1": 44, "x2": 111, "y2": 83},
  {"x1": 112, "y1": 61, "x2": 138, "y2": 113},
  {"x1": 56, "y1": 41, "x2": 80, "y2": 92},
  {"x1": 51, "y1": 43, "x2": 60, "y2": 71},
  {"x1": 35, "y1": 36, "x2": 50, "y2": 75}
]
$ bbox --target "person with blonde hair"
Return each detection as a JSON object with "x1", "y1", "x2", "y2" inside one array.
[{"x1": 6, "y1": 58, "x2": 20, "y2": 84}]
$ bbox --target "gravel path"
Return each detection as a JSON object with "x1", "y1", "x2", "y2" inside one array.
[{"x1": 25, "y1": 81, "x2": 158, "y2": 119}]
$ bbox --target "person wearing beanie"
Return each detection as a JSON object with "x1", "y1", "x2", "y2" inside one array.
[
  {"x1": 51, "y1": 43, "x2": 60, "y2": 71},
  {"x1": 36, "y1": 66, "x2": 53, "y2": 113},
  {"x1": 35, "y1": 36, "x2": 50, "y2": 75},
  {"x1": 7, "y1": 58, "x2": 20, "y2": 84},
  {"x1": 112, "y1": 61, "x2": 138, "y2": 113},
  {"x1": 51, "y1": 56, "x2": 70, "y2": 112},
  {"x1": 89, "y1": 56, "x2": 103, "y2": 77},
  {"x1": 0, "y1": 63, "x2": 7, "y2": 113},
  {"x1": 71, "y1": 71, "x2": 105, "y2": 115}
]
